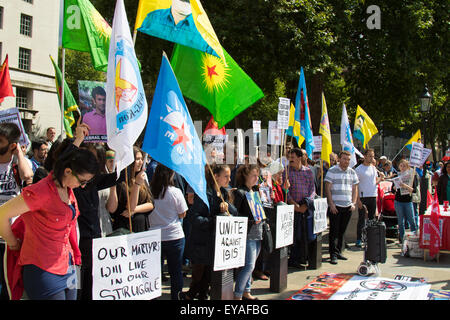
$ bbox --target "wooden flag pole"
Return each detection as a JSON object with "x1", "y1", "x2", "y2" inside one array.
[
  {"x1": 60, "y1": 48, "x2": 66, "y2": 139},
  {"x1": 320, "y1": 159, "x2": 324, "y2": 198},
  {"x1": 125, "y1": 166, "x2": 133, "y2": 233}
]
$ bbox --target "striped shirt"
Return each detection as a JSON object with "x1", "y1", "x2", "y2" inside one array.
[
  {"x1": 283, "y1": 165, "x2": 315, "y2": 203},
  {"x1": 324, "y1": 165, "x2": 359, "y2": 207}
]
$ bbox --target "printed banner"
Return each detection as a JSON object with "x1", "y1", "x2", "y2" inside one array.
[
  {"x1": 78, "y1": 80, "x2": 107, "y2": 142},
  {"x1": 409, "y1": 142, "x2": 424, "y2": 167},
  {"x1": 92, "y1": 229, "x2": 162, "y2": 300},
  {"x1": 213, "y1": 216, "x2": 248, "y2": 271},
  {"x1": 275, "y1": 205, "x2": 294, "y2": 249},
  {"x1": 420, "y1": 217, "x2": 444, "y2": 247},
  {"x1": 329, "y1": 275, "x2": 431, "y2": 300},
  {"x1": 0, "y1": 108, "x2": 30, "y2": 146},
  {"x1": 313, "y1": 198, "x2": 328, "y2": 234},
  {"x1": 276, "y1": 97, "x2": 290, "y2": 130},
  {"x1": 287, "y1": 273, "x2": 353, "y2": 300},
  {"x1": 268, "y1": 121, "x2": 282, "y2": 146}
]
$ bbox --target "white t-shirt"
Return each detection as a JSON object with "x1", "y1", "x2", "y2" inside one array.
[
  {"x1": 355, "y1": 164, "x2": 378, "y2": 197},
  {"x1": 148, "y1": 186, "x2": 188, "y2": 241},
  {"x1": 0, "y1": 160, "x2": 21, "y2": 206}
]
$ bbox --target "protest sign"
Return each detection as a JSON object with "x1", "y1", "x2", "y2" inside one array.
[
  {"x1": 313, "y1": 136, "x2": 322, "y2": 152},
  {"x1": 420, "y1": 217, "x2": 444, "y2": 247},
  {"x1": 329, "y1": 275, "x2": 431, "y2": 300},
  {"x1": 275, "y1": 205, "x2": 294, "y2": 249},
  {"x1": 313, "y1": 198, "x2": 328, "y2": 234},
  {"x1": 277, "y1": 97, "x2": 290, "y2": 130},
  {"x1": 213, "y1": 216, "x2": 248, "y2": 271},
  {"x1": 287, "y1": 273, "x2": 353, "y2": 300},
  {"x1": 78, "y1": 80, "x2": 107, "y2": 142},
  {"x1": 268, "y1": 121, "x2": 282, "y2": 145},
  {"x1": 245, "y1": 190, "x2": 266, "y2": 221},
  {"x1": 409, "y1": 142, "x2": 424, "y2": 167},
  {"x1": 92, "y1": 229, "x2": 161, "y2": 300},
  {"x1": 0, "y1": 108, "x2": 30, "y2": 146},
  {"x1": 252, "y1": 120, "x2": 261, "y2": 133}
]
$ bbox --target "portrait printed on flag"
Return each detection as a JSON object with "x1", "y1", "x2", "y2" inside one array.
[{"x1": 78, "y1": 80, "x2": 107, "y2": 142}]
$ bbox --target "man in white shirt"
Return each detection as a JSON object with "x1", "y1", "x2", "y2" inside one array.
[
  {"x1": 324, "y1": 150, "x2": 359, "y2": 265},
  {"x1": 354, "y1": 149, "x2": 384, "y2": 247}
]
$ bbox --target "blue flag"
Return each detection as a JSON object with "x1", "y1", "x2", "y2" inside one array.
[
  {"x1": 296, "y1": 67, "x2": 314, "y2": 158},
  {"x1": 142, "y1": 53, "x2": 209, "y2": 208}
]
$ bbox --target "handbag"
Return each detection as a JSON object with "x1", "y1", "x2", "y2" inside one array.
[{"x1": 262, "y1": 220, "x2": 274, "y2": 254}]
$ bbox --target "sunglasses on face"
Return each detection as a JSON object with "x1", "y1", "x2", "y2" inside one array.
[{"x1": 72, "y1": 172, "x2": 93, "y2": 186}]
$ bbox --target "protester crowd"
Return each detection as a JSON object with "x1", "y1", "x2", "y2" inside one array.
[{"x1": 0, "y1": 121, "x2": 448, "y2": 301}]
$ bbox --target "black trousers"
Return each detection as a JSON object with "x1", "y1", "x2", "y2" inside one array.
[
  {"x1": 78, "y1": 238, "x2": 93, "y2": 300},
  {"x1": 357, "y1": 197, "x2": 377, "y2": 241},
  {"x1": 328, "y1": 206, "x2": 352, "y2": 258}
]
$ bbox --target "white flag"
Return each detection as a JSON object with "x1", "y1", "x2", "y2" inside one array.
[
  {"x1": 340, "y1": 104, "x2": 358, "y2": 167},
  {"x1": 106, "y1": 0, "x2": 148, "y2": 177}
]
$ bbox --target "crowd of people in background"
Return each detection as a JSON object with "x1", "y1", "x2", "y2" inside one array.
[{"x1": 0, "y1": 121, "x2": 448, "y2": 300}]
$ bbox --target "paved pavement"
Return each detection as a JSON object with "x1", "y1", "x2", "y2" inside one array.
[{"x1": 158, "y1": 231, "x2": 450, "y2": 300}]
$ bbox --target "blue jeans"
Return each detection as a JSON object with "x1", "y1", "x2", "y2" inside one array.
[
  {"x1": 234, "y1": 239, "x2": 261, "y2": 298},
  {"x1": 161, "y1": 238, "x2": 185, "y2": 300},
  {"x1": 394, "y1": 201, "x2": 417, "y2": 243}
]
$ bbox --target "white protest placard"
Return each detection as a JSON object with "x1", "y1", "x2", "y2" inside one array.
[
  {"x1": 313, "y1": 198, "x2": 328, "y2": 234},
  {"x1": 0, "y1": 107, "x2": 30, "y2": 146},
  {"x1": 268, "y1": 121, "x2": 282, "y2": 145},
  {"x1": 214, "y1": 216, "x2": 248, "y2": 271},
  {"x1": 329, "y1": 275, "x2": 431, "y2": 300},
  {"x1": 409, "y1": 142, "x2": 424, "y2": 167},
  {"x1": 252, "y1": 120, "x2": 261, "y2": 133},
  {"x1": 420, "y1": 147, "x2": 432, "y2": 166},
  {"x1": 275, "y1": 205, "x2": 294, "y2": 249},
  {"x1": 92, "y1": 229, "x2": 162, "y2": 300},
  {"x1": 313, "y1": 136, "x2": 322, "y2": 152},
  {"x1": 277, "y1": 97, "x2": 291, "y2": 130}
]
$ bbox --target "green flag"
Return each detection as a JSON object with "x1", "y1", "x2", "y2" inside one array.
[
  {"x1": 62, "y1": 0, "x2": 111, "y2": 72},
  {"x1": 50, "y1": 56, "x2": 80, "y2": 138},
  {"x1": 170, "y1": 44, "x2": 264, "y2": 128}
]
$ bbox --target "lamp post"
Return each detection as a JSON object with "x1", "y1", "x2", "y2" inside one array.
[{"x1": 419, "y1": 84, "x2": 432, "y2": 215}]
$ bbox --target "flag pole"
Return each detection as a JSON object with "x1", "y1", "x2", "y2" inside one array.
[
  {"x1": 320, "y1": 159, "x2": 324, "y2": 198},
  {"x1": 132, "y1": 29, "x2": 137, "y2": 46},
  {"x1": 60, "y1": 48, "x2": 66, "y2": 139},
  {"x1": 125, "y1": 166, "x2": 133, "y2": 233},
  {"x1": 392, "y1": 144, "x2": 407, "y2": 162}
]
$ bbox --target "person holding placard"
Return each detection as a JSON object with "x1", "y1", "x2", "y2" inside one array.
[
  {"x1": 392, "y1": 159, "x2": 418, "y2": 245},
  {"x1": 149, "y1": 164, "x2": 188, "y2": 300},
  {"x1": 232, "y1": 164, "x2": 262, "y2": 300},
  {"x1": 0, "y1": 148, "x2": 99, "y2": 300},
  {"x1": 181, "y1": 164, "x2": 237, "y2": 300}
]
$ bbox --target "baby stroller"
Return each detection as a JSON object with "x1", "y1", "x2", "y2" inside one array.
[
  {"x1": 357, "y1": 216, "x2": 387, "y2": 277},
  {"x1": 378, "y1": 181, "x2": 398, "y2": 239}
]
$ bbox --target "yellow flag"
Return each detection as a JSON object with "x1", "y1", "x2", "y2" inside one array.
[
  {"x1": 287, "y1": 102, "x2": 304, "y2": 146},
  {"x1": 404, "y1": 129, "x2": 421, "y2": 149},
  {"x1": 353, "y1": 105, "x2": 378, "y2": 149},
  {"x1": 319, "y1": 92, "x2": 332, "y2": 164}
]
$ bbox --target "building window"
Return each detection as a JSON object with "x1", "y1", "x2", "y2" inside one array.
[
  {"x1": 16, "y1": 88, "x2": 29, "y2": 109},
  {"x1": 0, "y1": 7, "x2": 3, "y2": 29},
  {"x1": 23, "y1": 0, "x2": 33, "y2": 4},
  {"x1": 18, "y1": 47, "x2": 31, "y2": 70},
  {"x1": 20, "y1": 14, "x2": 33, "y2": 37}
]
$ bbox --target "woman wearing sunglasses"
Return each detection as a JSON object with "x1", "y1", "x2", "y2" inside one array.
[{"x1": 0, "y1": 148, "x2": 99, "y2": 300}]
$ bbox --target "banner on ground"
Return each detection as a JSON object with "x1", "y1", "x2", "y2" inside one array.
[
  {"x1": 329, "y1": 275, "x2": 431, "y2": 300},
  {"x1": 92, "y1": 229, "x2": 162, "y2": 300},
  {"x1": 78, "y1": 80, "x2": 107, "y2": 142},
  {"x1": 0, "y1": 108, "x2": 30, "y2": 146},
  {"x1": 275, "y1": 205, "x2": 294, "y2": 249},
  {"x1": 213, "y1": 216, "x2": 248, "y2": 271},
  {"x1": 287, "y1": 273, "x2": 353, "y2": 300},
  {"x1": 313, "y1": 198, "x2": 328, "y2": 234}
]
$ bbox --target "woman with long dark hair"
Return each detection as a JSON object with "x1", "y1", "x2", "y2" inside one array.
[
  {"x1": 149, "y1": 164, "x2": 188, "y2": 300},
  {"x1": 0, "y1": 148, "x2": 99, "y2": 300},
  {"x1": 110, "y1": 146, "x2": 153, "y2": 233},
  {"x1": 181, "y1": 164, "x2": 237, "y2": 300}
]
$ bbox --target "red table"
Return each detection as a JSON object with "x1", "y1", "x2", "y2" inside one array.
[{"x1": 419, "y1": 205, "x2": 450, "y2": 261}]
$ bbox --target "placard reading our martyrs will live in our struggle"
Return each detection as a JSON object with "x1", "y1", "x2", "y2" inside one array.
[{"x1": 92, "y1": 229, "x2": 162, "y2": 300}]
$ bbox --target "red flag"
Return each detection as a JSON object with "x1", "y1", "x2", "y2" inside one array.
[
  {"x1": 377, "y1": 184, "x2": 384, "y2": 214},
  {"x1": 203, "y1": 115, "x2": 226, "y2": 136},
  {"x1": 0, "y1": 55, "x2": 15, "y2": 104},
  {"x1": 427, "y1": 190, "x2": 433, "y2": 208},
  {"x1": 429, "y1": 192, "x2": 441, "y2": 258}
]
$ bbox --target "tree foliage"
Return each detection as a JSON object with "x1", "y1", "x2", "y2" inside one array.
[{"x1": 65, "y1": 0, "x2": 449, "y2": 157}]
